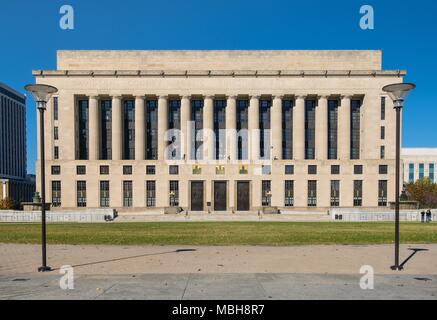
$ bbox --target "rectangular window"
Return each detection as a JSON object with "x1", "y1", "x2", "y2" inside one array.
[
  {"x1": 259, "y1": 100, "x2": 271, "y2": 160},
  {"x1": 331, "y1": 165, "x2": 340, "y2": 175},
  {"x1": 123, "y1": 181, "x2": 133, "y2": 208},
  {"x1": 282, "y1": 100, "x2": 293, "y2": 159},
  {"x1": 285, "y1": 165, "x2": 294, "y2": 175},
  {"x1": 262, "y1": 165, "x2": 271, "y2": 175},
  {"x1": 380, "y1": 146, "x2": 385, "y2": 159},
  {"x1": 308, "y1": 165, "x2": 317, "y2": 175},
  {"x1": 168, "y1": 100, "x2": 181, "y2": 160},
  {"x1": 146, "y1": 166, "x2": 156, "y2": 175},
  {"x1": 169, "y1": 181, "x2": 179, "y2": 207},
  {"x1": 100, "y1": 181, "x2": 110, "y2": 208},
  {"x1": 419, "y1": 163, "x2": 425, "y2": 179},
  {"x1": 429, "y1": 164, "x2": 435, "y2": 183},
  {"x1": 351, "y1": 100, "x2": 361, "y2": 160},
  {"x1": 261, "y1": 180, "x2": 271, "y2": 207},
  {"x1": 307, "y1": 180, "x2": 317, "y2": 207},
  {"x1": 146, "y1": 100, "x2": 158, "y2": 160},
  {"x1": 381, "y1": 126, "x2": 385, "y2": 140},
  {"x1": 305, "y1": 100, "x2": 316, "y2": 160},
  {"x1": 330, "y1": 180, "x2": 340, "y2": 207},
  {"x1": 353, "y1": 180, "x2": 363, "y2": 207},
  {"x1": 381, "y1": 97, "x2": 386, "y2": 120},
  {"x1": 214, "y1": 99, "x2": 226, "y2": 160},
  {"x1": 76, "y1": 165, "x2": 86, "y2": 175},
  {"x1": 285, "y1": 180, "x2": 294, "y2": 207},
  {"x1": 123, "y1": 100, "x2": 135, "y2": 160},
  {"x1": 409, "y1": 163, "x2": 415, "y2": 183},
  {"x1": 379, "y1": 165, "x2": 388, "y2": 175},
  {"x1": 54, "y1": 127, "x2": 59, "y2": 140},
  {"x1": 51, "y1": 165, "x2": 61, "y2": 175},
  {"x1": 123, "y1": 165, "x2": 132, "y2": 175},
  {"x1": 77, "y1": 99, "x2": 89, "y2": 160},
  {"x1": 146, "y1": 181, "x2": 156, "y2": 207},
  {"x1": 100, "y1": 165, "x2": 109, "y2": 175},
  {"x1": 378, "y1": 180, "x2": 388, "y2": 207},
  {"x1": 54, "y1": 146, "x2": 59, "y2": 160},
  {"x1": 236, "y1": 100, "x2": 249, "y2": 160},
  {"x1": 328, "y1": 100, "x2": 338, "y2": 159},
  {"x1": 191, "y1": 99, "x2": 204, "y2": 160},
  {"x1": 51, "y1": 181, "x2": 61, "y2": 207},
  {"x1": 100, "y1": 100, "x2": 112, "y2": 160},
  {"x1": 169, "y1": 165, "x2": 179, "y2": 175},
  {"x1": 354, "y1": 165, "x2": 363, "y2": 175},
  {"x1": 53, "y1": 97, "x2": 59, "y2": 121},
  {"x1": 76, "y1": 181, "x2": 87, "y2": 207}
]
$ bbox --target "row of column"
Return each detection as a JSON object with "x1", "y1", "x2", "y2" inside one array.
[{"x1": 87, "y1": 95, "x2": 354, "y2": 161}]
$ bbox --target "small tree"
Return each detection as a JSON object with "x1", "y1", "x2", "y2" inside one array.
[{"x1": 406, "y1": 178, "x2": 437, "y2": 208}]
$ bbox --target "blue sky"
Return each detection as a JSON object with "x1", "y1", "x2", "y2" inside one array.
[{"x1": 1, "y1": 0, "x2": 436, "y2": 174}]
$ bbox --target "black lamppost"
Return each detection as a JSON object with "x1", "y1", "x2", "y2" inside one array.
[
  {"x1": 25, "y1": 84, "x2": 58, "y2": 272},
  {"x1": 383, "y1": 83, "x2": 415, "y2": 271}
]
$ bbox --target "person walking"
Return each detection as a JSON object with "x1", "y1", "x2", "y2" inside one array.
[
  {"x1": 426, "y1": 209, "x2": 432, "y2": 223},
  {"x1": 421, "y1": 210, "x2": 426, "y2": 223}
]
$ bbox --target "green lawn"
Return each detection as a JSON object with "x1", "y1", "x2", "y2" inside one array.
[{"x1": 0, "y1": 222, "x2": 436, "y2": 246}]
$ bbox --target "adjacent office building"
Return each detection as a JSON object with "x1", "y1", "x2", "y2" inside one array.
[
  {"x1": 402, "y1": 148, "x2": 437, "y2": 184},
  {"x1": 33, "y1": 50, "x2": 404, "y2": 213},
  {"x1": 0, "y1": 82, "x2": 35, "y2": 207}
]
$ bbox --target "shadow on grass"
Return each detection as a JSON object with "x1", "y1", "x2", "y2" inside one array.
[{"x1": 50, "y1": 249, "x2": 197, "y2": 271}]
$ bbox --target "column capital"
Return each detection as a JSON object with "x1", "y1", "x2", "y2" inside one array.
[
  {"x1": 88, "y1": 94, "x2": 99, "y2": 100},
  {"x1": 295, "y1": 94, "x2": 307, "y2": 100},
  {"x1": 273, "y1": 95, "x2": 284, "y2": 100},
  {"x1": 112, "y1": 95, "x2": 122, "y2": 100},
  {"x1": 227, "y1": 95, "x2": 238, "y2": 100},
  {"x1": 318, "y1": 94, "x2": 330, "y2": 100},
  {"x1": 181, "y1": 95, "x2": 191, "y2": 100},
  {"x1": 249, "y1": 95, "x2": 261, "y2": 100},
  {"x1": 158, "y1": 95, "x2": 169, "y2": 100},
  {"x1": 135, "y1": 95, "x2": 146, "y2": 100},
  {"x1": 204, "y1": 95, "x2": 215, "y2": 100}
]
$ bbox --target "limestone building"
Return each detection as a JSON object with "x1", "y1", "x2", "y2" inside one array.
[{"x1": 33, "y1": 50, "x2": 405, "y2": 213}]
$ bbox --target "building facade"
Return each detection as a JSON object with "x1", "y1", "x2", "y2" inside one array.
[
  {"x1": 0, "y1": 82, "x2": 34, "y2": 207},
  {"x1": 33, "y1": 50, "x2": 405, "y2": 213},
  {"x1": 402, "y1": 148, "x2": 437, "y2": 184}
]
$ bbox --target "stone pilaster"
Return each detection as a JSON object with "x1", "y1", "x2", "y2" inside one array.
[
  {"x1": 111, "y1": 96, "x2": 122, "y2": 160},
  {"x1": 181, "y1": 96, "x2": 191, "y2": 161},
  {"x1": 249, "y1": 95, "x2": 260, "y2": 161},
  {"x1": 135, "y1": 96, "x2": 145, "y2": 160},
  {"x1": 226, "y1": 95, "x2": 237, "y2": 161},
  {"x1": 203, "y1": 95, "x2": 214, "y2": 160},
  {"x1": 157, "y1": 95, "x2": 168, "y2": 161},
  {"x1": 316, "y1": 95, "x2": 328, "y2": 160},
  {"x1": 339, "y1": 95, "x2": 352, "y2": 160},
  {"x1": 272, "y1": 95, "x2": 283, "y2": 160},
  {"x1": 293, "y1": 95, "x2": 306, "y2": 160}
]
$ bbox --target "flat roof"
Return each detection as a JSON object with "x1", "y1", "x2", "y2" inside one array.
[{"x1": 402, "y1": 148, "x2": 437, "y2": 157}]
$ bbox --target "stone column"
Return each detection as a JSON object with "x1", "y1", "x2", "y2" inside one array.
[
  {"x1": 112, "y1": 96, "x2": 122, "y2": 160},
  {"x1": 226, "y1": 95, "x2": 237, "y2": 161},
  {"x1": 293, "y1": 95, "x2": 306, "y2": 160},
  {"x1": 249, "y1": 95, "x2": 260, "y2": 161},
  {"x1": 88, "y1": 96, "x2": 99, "y2": 160},
  {"x1": 203, "y1": 95, "x2": 214, "y2": 161},
  {"x1": 316, "y1": 95, "x2": 328, "y2": 160},
  {"x1": 272, "y1": 95, "x2": 283, "y2": 160},
  {"x1": 135, "y1": 96, "x2": 145, "y2": 160},
  {"x1": 339, "y1": 95, "x2": 352, "y2": 160},
  {"x1": 181, "y1": 96, "x2": 191, "y2": 161},
  {"x1": 157, "y1": 95, "x2": 168, "y2": 161}
]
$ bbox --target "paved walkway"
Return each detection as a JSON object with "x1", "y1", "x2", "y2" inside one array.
[{"x1": 1, "y1": 244, "x2": 436, "y2": 300}]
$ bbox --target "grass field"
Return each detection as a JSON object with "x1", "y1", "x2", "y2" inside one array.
[{"x1": 0, "y1": 222, "x2": 436, "y2": 246}]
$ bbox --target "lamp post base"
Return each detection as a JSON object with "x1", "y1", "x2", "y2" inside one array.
[
  {"x1": 38, "y1": 266, "x2": 52, "y2": 273},
  {"x1": 390, "y1": 265, "x2": 404, "y2": 271}
]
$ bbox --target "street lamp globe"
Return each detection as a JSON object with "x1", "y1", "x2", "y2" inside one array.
[
  {"x1": 382, "y1": 83, "x2": 415, "y2": 108},
  {"x1": 24, "y1": 84, "x2": 58, "y2": 108}
]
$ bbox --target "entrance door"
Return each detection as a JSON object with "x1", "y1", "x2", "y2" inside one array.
[
  {"x1": 191, "y1": 181, "x2": 204, "y2": 211},
  {"x1": 236, "y1": 182, "x2": 250, "y2": 211},
  {"x1": 214, "y1": 181, "x2": 227, "y2": 211}
]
